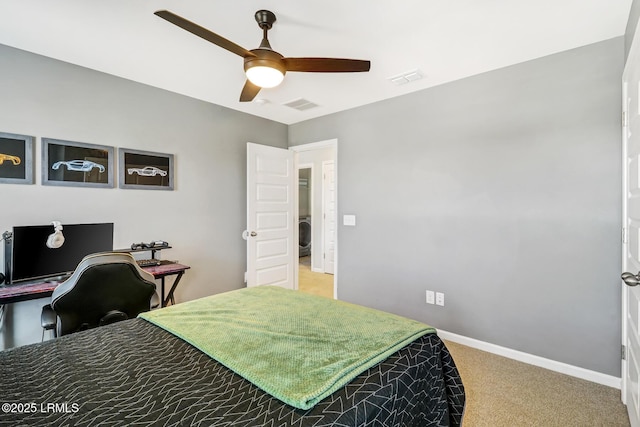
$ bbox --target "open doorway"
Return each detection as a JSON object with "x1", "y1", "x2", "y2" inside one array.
[
  {"x1": 298, "y1": 168, "x2": 312, "y2": 260},
  {"x1": 292, "y1": 140, "x2": 337, "y2": 299},
  {"x1": 297, "y1": 167, "x2": 331, "y2": 298}
]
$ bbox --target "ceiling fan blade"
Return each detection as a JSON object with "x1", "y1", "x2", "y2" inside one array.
[
  {"x1": 283, "y1": 58, "x2": 370, "y2": 73},
  {"x1": 240, "y1": 80, "x2": 262, "y2": 102},
  {"x1": 154, "y1": 10, "x2": 256, "y2": 58}
]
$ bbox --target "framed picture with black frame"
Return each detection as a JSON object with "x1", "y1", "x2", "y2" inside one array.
[
  {"x1": 119, "y1": 148, "x2": 174, "y2": 190},
  {"x1": 0, "y1": 132, "x2": 34, "y2": 185},
  {"x1": 42, "y1": 138, "x2": 114, "y2": 188}
]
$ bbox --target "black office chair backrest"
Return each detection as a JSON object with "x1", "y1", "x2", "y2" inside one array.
[{"x1": 51, "y1": 252, "x2": 156, "y2": 336}]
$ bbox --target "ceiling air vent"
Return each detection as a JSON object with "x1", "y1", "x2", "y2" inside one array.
[
  {"x1": 283, "y1": 98, "x2": 319, "y2": 111},
  {"x1": 388, "y1": 69, "x2": 423, "y2": 86}
]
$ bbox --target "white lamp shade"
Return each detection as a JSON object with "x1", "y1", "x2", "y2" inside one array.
[{"x1": 246, "y1": 66, "x2": 285, "y2": 88}]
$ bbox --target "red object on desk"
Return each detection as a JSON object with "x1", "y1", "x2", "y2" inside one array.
[
  {"x1": 0, "y1": 263, "x2": 190, "y2": 306},
  {"x1": 142, "y1": 263, "x2": 190, "y2": 277}
]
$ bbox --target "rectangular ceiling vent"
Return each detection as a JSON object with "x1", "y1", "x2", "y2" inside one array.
[
  {"x1": 283, "y1": 98, "x2": 319, "y2": 111},
  {"x1": 388, "y1": 69, "x2": 424, "y2": 86}
]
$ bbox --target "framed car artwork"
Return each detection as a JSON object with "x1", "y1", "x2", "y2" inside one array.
[
  {"x1": 119, "y1": 148, "x2": 174, "y2": 190},
  {"x1": 42, "y1": 138, "x2": 114, "y2": 188},
  {"x1": 0, "y1": 132, "x2": 34, "y2": 185}
]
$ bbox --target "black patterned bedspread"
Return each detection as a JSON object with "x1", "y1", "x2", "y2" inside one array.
[{"x1": 0, "y1": 319, "x2": 464, "y2": 426}]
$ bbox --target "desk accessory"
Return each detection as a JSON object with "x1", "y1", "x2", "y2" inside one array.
[
  {"x1": 46, "y1": 221, "x2": 65, "y2": 249},
  {"x1": 131, "y1": 241, "x2": 170, "y2": 251}
]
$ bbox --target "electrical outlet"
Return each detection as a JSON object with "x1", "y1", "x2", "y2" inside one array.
[
  {"x1": 435, "y1": 292, "x2": 445, "y2": 306},
  {"x1": 426, "y1": 290, "x2": 435, "y2": 304}
]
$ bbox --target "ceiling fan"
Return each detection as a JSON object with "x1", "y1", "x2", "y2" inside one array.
[{"x1": 154, "y1": 10, "x2": 371, "y2": 102}]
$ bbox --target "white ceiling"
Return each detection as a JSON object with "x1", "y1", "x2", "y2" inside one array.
[{"x1": 0, "y1": 0, "x2": 632, "y2": 125}]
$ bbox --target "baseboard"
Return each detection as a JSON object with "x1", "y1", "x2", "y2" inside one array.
[{"x1": 437, "y1": 329, "x2": 621, "y2": 390}]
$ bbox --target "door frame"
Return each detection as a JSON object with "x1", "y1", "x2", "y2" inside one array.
[
  {"x1": 322, "y1": 159, "x2": 336, "y2": 275},
  {"x1": 290, "y1": 139, "x2": 338, "y2": 298}
]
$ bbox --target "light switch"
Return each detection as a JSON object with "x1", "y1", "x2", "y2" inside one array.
[{"x1": 343, "y1": 215, "x2": 356, "y2": 226}]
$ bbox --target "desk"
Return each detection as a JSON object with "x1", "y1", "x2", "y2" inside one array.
[
  {"x1": 140, "y1": 263, "x2": 190, "y2": 307},
  {"x1": 0, "y1": 263, "x2": 190, "y2": 307}
]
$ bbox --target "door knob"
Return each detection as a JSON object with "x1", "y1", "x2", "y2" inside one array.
[
  {"x1": 242, "y1": 230, "x2": 258, "y2": 240},
  {"x1": 622, "y1": 272, "x2": 640, "y2": 286}
]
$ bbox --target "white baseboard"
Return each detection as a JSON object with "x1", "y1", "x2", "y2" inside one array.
[{"x1": 437, "y1": 329, "x2": 621, "y2": 390}]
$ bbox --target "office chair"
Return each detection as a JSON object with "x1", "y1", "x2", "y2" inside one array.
[{"x1": 41, "y1": 252, "x2": 159, "y2": 339}]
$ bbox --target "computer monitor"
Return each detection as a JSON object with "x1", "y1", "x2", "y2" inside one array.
[{"x1": 4, "y1": 222, "x2": 114, "y2": 283}]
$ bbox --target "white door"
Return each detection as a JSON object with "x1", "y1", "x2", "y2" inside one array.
[
  {"x1": 246, "y1": 143, "x2": 295, "y2": 289},
  {"x1": 323, "y1": 161, "x2": 336, "y2": 274},
  {"x1": 622, "y1": 22, "x2": 640, "y2": 427}
]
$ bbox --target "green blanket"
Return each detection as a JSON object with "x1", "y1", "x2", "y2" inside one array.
[{"x1": 139, "y1": 286, "x2": 435, "y2": 410}]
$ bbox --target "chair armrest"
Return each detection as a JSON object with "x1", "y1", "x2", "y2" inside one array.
[{"x1": 150, "y1": 290, "x2": 160, "y2": 310}]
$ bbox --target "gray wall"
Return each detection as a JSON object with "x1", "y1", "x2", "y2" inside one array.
[
  {"x1": 0, "y1": 43, "x2": 287, "y2": 348},
  {"x1": 289, "y1": 38, "x2": 624, "y2": 376}
]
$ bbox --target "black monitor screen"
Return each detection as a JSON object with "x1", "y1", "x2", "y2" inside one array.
[{"x1": 10, "y1": 223, "x2": 113, "y2": 283}]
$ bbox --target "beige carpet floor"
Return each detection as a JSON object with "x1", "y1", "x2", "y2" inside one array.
[
  {"x1": 444, "y1": 340, "x2": 630, "y2": 426},
  {"x1": 297, "y1": 256, "x2": 334, "y2": 299}
]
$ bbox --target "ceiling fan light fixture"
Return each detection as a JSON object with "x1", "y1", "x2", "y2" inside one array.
[{"x1": 246, "y1": 65, "x2": 284, "y2": 88}]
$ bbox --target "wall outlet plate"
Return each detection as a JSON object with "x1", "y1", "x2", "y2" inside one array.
[
  {"x1": 436, "y1": 292, "x2": 445, "y2": 306},
  {"x1": 343, "y1": 214, "x2": 356, "y2": 226},
  {"x1": 427, "y1": 291, "x2": 436, "y2": 304},
  {"x1": 426, "y1": 290, "x2": 435, "y2": 304}
]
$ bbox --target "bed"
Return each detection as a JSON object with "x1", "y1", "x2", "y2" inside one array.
[{"x1": 0, "y1": 286, "x2": 465, "y2": 426}]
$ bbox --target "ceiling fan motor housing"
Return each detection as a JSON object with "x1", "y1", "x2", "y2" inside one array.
[{"x1": 244, "y1": 49, "x2": 286, "y2": 76}]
